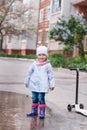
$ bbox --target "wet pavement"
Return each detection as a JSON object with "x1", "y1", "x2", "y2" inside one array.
[
  {"x1": 0, "y1": 57, "x2": 87, "y2": 130},
  {"x1": 1, "y1": 91, "x2": 87, "y2": 130}
]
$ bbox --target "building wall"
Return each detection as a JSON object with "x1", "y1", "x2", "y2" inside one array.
[
  {"x1": 37, "y1": 0, "x2": 76, "y2": 53},
  {"x1": 2, "y1": 0, "x2": 39, "y2": 55},
  {"x1": 37, "y1": 0, "x2": 50, "y2": 47},
  {"x1": 48, "y1": 0, "x2": 87, "y2": 55},
  {"x1": 2, "y1": 0, "x2": 87, "y2": 55},
  {"x1": 49, "y1": 0, "x2": 63, "y2": 52}
]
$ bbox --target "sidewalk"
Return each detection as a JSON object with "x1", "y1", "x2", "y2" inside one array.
[
  {"x1": 0, "y1": 57, "x2": 87, "y2": 115},
  {"x1": 1, "y1": 57, "x2": 87, "y2": 130},
  {"x1": 46, "y1": 68, "x2": 87, "y2": 114}
]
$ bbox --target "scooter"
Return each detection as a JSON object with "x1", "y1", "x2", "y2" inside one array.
[{"x1": 67, "y1": 68, "x2": 87, "y2": 117}]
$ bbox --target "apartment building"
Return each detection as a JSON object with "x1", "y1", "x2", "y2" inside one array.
[
  {"x1": 72, "y1": 0, "x2": 87, "y2": 54},
  {"x1": 37, "y1": 0, "x2": 87, "y2": 54},
  {"x1": 2, "y1": 0, "x2": 39, "y2": 55},
  {"x1": 1, "y1": 0, "x2": 87, "y2": 55},
  {"x1": 37, "y1": 0, "x2": 51, "y2": 47}
]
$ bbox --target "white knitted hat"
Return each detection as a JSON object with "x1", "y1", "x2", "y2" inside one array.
[{"x1": 36, "y1": 46, "x2": 48, "y2": 56}]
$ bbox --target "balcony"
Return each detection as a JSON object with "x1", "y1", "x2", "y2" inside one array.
[
  {"x1": 73, "y1": 0, "x2": 87, "y2": 6},
  {"x1": 72, "y1": 0, "x2": 87, "y2": 18}
]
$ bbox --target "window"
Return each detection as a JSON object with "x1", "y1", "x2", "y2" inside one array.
[
  {"x1": 39, "y1": 9, "x2": 44, "y2": 22},
  {"x1": 52, "y1": 0, "x2": 62, "y2": 13},
  {"x1": 21, "y1": 31, "x2": 27, "y2": 40},
  {"x1": 38, "y1": 30, "x2": 42, "y2": 43},
  {"x1": 8, "y1": 36, "x2": 12, "y2": 43},
  {"x1": 23, "y1": 0, "x2": 29, "y2": 4},
  {"x1": 40, "y1": 0, "x2": 44, "y2": 1},
  {"x1": 45, "y1": 29, "x2": 49, "y2": 43},
  {"x1": 46, "y1": 6, "x2": 50, "y2": 20},
  {"x1": 22, "y1": 11, "x2": 29, "y2": 22}
]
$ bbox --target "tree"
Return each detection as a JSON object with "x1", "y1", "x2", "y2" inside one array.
[
  {"x1": 49, "y1": 12, "x2": 87, "y2": 60},
  {"x1": 0, "y1": 0, "x2": 37, "y2": 51}
]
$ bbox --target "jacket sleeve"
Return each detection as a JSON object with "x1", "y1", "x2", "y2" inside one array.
[
  {"x1": 47, "y1": 63, "x2": 55, "y2": 88},
  {"x1": 24, "y1": 63, "x2": 34, "y2": 84}
]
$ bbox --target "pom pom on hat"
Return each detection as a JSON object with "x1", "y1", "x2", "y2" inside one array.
[{"x1": 36, "y1": 46, "x2": 48, "y2": 56}]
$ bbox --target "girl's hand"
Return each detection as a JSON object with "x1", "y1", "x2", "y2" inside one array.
[
  {"x1": 49, "y1": 87, "x2": 55, "y2": 91},
  {"x1": 25, "y1": 84, "x2": 29, "y2": 88}
]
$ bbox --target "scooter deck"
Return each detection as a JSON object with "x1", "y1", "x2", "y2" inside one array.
[{"x1": 75, "y1": 105, "x2": 87, "y2": 117}]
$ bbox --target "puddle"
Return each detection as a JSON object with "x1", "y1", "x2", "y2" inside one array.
[{"x1": 0, "y1": 91, "x2": 87, "y2": 130}]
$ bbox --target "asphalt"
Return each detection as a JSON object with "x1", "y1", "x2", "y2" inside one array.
[
  {"x1": 1, "y1": 57, "x2": 87, "y2": 130},
  {"x1": 0, "y1": 57, "x2": 87, "y2": 115},
  {"x1": 45, "y1": 67, "x2": 87, "y2": 115}
]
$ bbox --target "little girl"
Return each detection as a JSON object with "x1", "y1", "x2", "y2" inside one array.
[{"x1": 25, "y1": 45, "x2": 55, "y2": 119}]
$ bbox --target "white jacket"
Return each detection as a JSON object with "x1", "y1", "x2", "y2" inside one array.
[{"x1": 25, "y1": 60, "x2": 55, "y2": 93}]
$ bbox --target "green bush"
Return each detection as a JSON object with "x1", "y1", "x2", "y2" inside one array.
[
  {"x1": 0, "y1": 52, "x2": 87, "y2": 70},
  {"x1": 67, "y1": 56, "x2": 87, "y2": 69},
  {"x1": 68, "y1": 62, "x2": 86, "y2": 68},
  {"x1": 0, "y1": 53, "x2": 36, "y2": 59},
  {"x1": 63, "y1": 45, "x2": 73, "y2": 55},
  {"x1": 48, "y1": 53, "x2": 67, "y2": 67}
]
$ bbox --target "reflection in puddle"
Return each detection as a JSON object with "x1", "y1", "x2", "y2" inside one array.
[
  {"x1": 0, "y1": 91, "x2": 46, "y2": 130},
  {"x1": 0, "y1": 91, "x2": 64, "y2": 130},
  {"x1": 0, "y1": 91, "x2": 30, "y2": 130},
  {"x1": 30, "y1": 117, "x2": 44, "y2": 130},
  {"x1": 0, "y1": 91, "x2": 84, "y2": 130}
]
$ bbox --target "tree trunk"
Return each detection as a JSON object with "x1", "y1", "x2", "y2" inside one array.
[
  {"x1": 73, "y1": 45, "x2": 79, "y2": 57},
  {"x1": 0, "y1": 32, "x2": 3, "y2": 52},
  {"x1": 79, "y1": 42, "x2": 85, "y2": 61}
]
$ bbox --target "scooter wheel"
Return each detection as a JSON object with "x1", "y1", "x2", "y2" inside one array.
[
  {"x1": 67, "y1": 104, "x2": 72, "y2": 112},
  {"x1": 79, "y1": 104, "x2": 84, "y2": 109}
]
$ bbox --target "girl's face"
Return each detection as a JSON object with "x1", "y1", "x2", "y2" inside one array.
[{"x1": 37, "y1": 54, "x2": 47, "y2": 62}]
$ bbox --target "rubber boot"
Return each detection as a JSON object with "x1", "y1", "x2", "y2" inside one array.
[
  {"x1": 39, "y1": 104, "x2": 46, "y2": 119},
  {"x1": 27, "y1": 103, "x2": 38, "y2": 117}
]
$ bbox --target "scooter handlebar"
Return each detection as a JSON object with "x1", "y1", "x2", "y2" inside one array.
[{"x1": 69, "y1": 68, "x2": 86, "y2": 71}]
